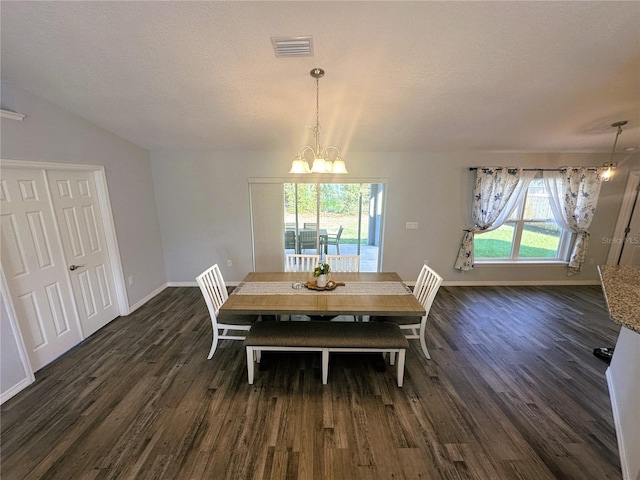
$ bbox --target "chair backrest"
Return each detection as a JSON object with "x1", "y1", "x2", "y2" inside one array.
[
  {"x1": 413, "y1": 264, "x2": 443, "y2": 317},
  {"x1": 334, "y1": 225, "x2": 344, "y2": 240},
  {"x1": 326, "y1": 254, "x2": 360, "y2": 272},
  {"x1": 298, "y1": 230, "x2": 318, "y2": 249},
  {"x1": 285, "y1": 254, "x2": 320, "y2": 272},
  {"x1": 284, "y1": 230, "x2": 296, "y2": 249},
  {"x1": 196, "y1": 264, "x2": 228, "y2": 315}
]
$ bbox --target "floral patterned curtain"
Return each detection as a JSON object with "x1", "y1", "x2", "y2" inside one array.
[
  {"x1": 454, "y1": 167, "x2": 535, "y2": 271},
  {"x1": 543, "y1": 167, "x2": 605, "y2": 275}
]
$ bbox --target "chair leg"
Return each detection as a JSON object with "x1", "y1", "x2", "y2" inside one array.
[
  {"x1": 420, "y1": 336, "x2": 431, "y2": 360},
  {"x1": 207, "y1": 327, "x2": 220, "y2": 359},
  {"x1": 419, "y1": 322, "x2": 431, "y2": 360}
]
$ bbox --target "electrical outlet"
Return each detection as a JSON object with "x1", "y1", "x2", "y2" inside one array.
[
  {"x1": 128, "y1": 275, "x2": 134, "y2": 285},
  {"x1": 406, "y1": 222, "x2": 418, "y2": 230},
  {"x1": 227, "y1": 260, "x2": 233, "y2": 267}
]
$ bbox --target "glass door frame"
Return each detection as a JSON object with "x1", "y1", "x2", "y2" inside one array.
[{"x1": 249, "y1": 176, "x2": 388, "y2": 272}]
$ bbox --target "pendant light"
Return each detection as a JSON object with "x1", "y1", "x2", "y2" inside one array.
[
  {"x1": 289, "y1": 68, "x2": 348, "y2": 174},
  {"x1": 602, "y1": 120, "x2": 627, "y2": 181}
]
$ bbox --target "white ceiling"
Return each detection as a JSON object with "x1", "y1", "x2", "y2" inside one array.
[{"x1": 1, "y1": 1, "x2": 639, "y2": 155}]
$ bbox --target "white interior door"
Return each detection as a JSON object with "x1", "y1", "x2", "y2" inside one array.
[
  {"x1": 619, "y1": 187, "x2": 640, "y2": 265},
  {"x1": 47, "y1": 170, "x2": 119, "y2": 336},
  {"x1": 1, "y1": 168, "x2": 83, "y2": 370}
]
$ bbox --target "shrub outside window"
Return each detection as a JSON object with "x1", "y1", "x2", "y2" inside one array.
[{"x1": 474, "y1": 177, "x2": 570, "y2": 261}]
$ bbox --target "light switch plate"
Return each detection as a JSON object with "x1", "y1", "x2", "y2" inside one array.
[{"x1": 406, "y1": 222, "x2": 418, "y2": 230}]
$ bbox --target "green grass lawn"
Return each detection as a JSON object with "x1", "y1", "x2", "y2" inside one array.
[
  {"x1": 288, "y1": 216, "x2": 562, "y2": 255},
  {"x1": 286, "y1": 214, "x2": 369, "y2": 244},
  {"x1": 475, "y1": 224, "x2": 561, "y2": 258}
]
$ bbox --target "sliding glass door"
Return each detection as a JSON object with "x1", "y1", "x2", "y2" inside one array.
[{"x1": 250, "y1": 180, "x2": 385, "y2": 272}]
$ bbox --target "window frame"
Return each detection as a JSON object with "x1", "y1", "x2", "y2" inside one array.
[
  {"x1": 474, "y1": 175, "x2": 572, "y2": 264},
  {"x1": 248, "y1": 177, "x2": 387, "y2": 273}
]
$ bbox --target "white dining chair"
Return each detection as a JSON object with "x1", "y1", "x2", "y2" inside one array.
[
  {"x1": 325, "y1": 254, "x2": 360, "y2": 273},
  {"x1": 196, "y1": 264, "x2": 259, "y2": 359},
  {"x1": 285, "y1": 253, "x2": 320, "y2": 272},
  {"x1": 371, "y1": 264, "x2": 443, "y2": 359}
]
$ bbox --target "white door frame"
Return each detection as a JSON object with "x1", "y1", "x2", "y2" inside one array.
[
  {"x1": 0, "y1": 268, "x2": 36, "y2": 401},
  {"x1": 606, "y1": 170, "x2": 640, "y2": 265},
  {"x1": 2, "y1": 159, "x2": 129, "y2": 314}
]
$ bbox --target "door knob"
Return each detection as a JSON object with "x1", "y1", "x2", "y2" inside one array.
[{"x1": 69, "y1": 264, "x2": 85, "y2": 271}]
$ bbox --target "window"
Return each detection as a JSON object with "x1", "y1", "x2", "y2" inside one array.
[
  {"x1": 248, "y1": 179, "x2": 386, "y2": 273},
  {"x1": 283, "y1": 182, "x2": 383, "y2": 271},
  {"x1": 474, "y1": 177, "x2": 570, "y2": 262}
]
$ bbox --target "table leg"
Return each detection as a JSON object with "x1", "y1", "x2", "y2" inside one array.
[
  {"x1": 397, "y1": 350, "x2": 406, "y2": 387},
  {"x1": 322, "y1": 349, "x2": 329, "y2": 384},
  {"x1": 246, "y1": 347, "x2": 255, "y2": 384}
]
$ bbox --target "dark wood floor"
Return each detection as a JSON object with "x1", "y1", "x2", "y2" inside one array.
[{"x1": 1, "y1": 285, "x2": 622, "y2": 479}]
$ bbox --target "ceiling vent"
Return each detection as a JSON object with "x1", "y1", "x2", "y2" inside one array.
[{"x1": 271, "y1": 36, "x2": 313, "y2": 57}]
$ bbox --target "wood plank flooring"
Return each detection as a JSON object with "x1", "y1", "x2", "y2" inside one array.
[{"x1": 1, "y1": 285, "x2": 622, "y2": 479}]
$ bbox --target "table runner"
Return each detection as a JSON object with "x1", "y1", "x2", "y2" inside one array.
[{"x1": 233, "y1": 281, "x2": 412, "y2": 296}]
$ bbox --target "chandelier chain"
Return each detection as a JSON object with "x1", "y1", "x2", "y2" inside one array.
[
  {"x1": 609, "y1": 123, "x2": 624, "y2": 161},
  {"x1": 289, "y1": 67, "x2": 348, "y2": 174},
  {"x1": 314, "y1": 72, "x2": 321, "y2": 140}
]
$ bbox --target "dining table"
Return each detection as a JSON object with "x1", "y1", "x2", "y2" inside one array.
[{"x1": 220, "y1": 271, "x2": 425, "y2": 317}]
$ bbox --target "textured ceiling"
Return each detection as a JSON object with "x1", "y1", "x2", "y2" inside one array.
[{"x1": 1, "y1": 1, "x2": 639, "y2": 154}]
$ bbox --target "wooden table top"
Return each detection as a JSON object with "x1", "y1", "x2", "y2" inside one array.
[{"x1": 221, "y1": 272, "x2": 426, "y2": 317}]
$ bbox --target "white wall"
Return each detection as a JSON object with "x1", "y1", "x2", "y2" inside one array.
[
  {"x1": 151, "y1": 149, "x2": 639, "y2": 284},
  {"x1": 1, "y1": 84, "x2": 167, "y2": 306}
]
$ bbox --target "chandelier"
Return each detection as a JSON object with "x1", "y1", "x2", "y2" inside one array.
[{"x1": 289, "y1": 68, "x2": 348, "y2": 174}]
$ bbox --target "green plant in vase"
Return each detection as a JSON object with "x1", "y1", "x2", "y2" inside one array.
[
  {"x1": 313, "y1": 262, "x2": 331, "y2": 287},
  {"x1": 313, "y1": 263, "x2": 331, "y2": 277}
]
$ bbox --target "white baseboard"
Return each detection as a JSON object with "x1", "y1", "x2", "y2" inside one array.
[
  {"x1": 128, "y1": 283, "x2": 169, "y2": 314},
  {"x1": 441, "y1": 280, "x2": 600, "y2": 287},
  {"x1": 606, "y1": 367, "x2": 631, "y2": 480},
  {"x1": 167, "y1": 281, "x2": 198, "y2": 287},
  {"x1": 1, "y1": 377, "x2": 34, "y2": 405}
]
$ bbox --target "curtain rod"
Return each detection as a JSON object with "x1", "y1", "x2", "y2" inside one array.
[{"x1": 468, "y1": 167, "x2": 600, "y2": 171}]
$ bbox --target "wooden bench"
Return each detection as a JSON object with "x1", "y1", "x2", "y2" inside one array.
[{"x1": 243, "y1": 321, "x2": 409, "y2": 386}]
